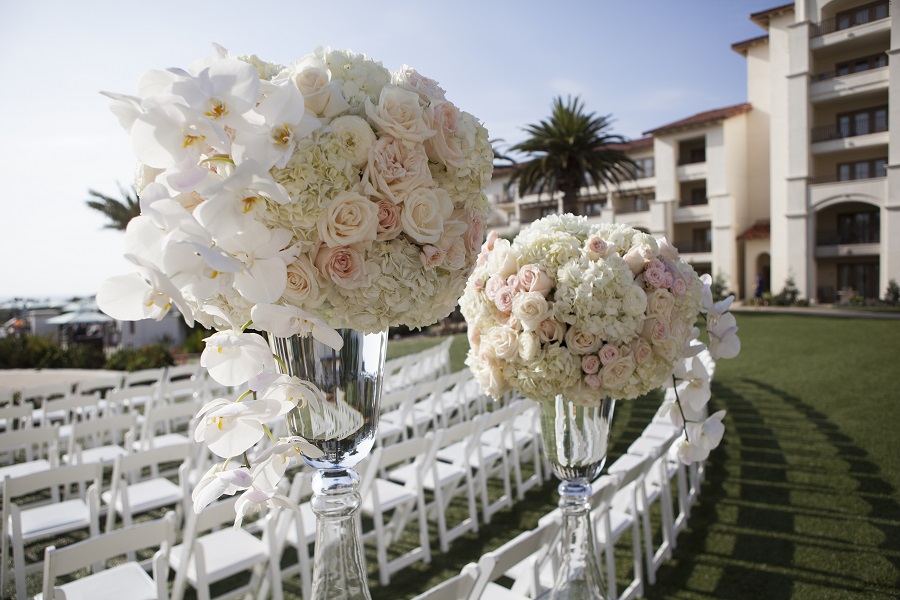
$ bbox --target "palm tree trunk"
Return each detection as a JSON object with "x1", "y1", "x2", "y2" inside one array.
[{"x1": 561, "y1": 189, "x2": 578, "y2": 216}]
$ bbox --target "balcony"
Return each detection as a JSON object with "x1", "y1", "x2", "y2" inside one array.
[
  {"x1": 814, "y1": 232, "x2": 881, "y2": 258},
  {"x1": 616, "y1": 196, "x2": 651, "y2": 215},
  {"x1": 809, "y1": 175, "x2": 886, "y2": 209},
  {"x1": 809, "y1": 66, "x2": 889, "y2": 103}
]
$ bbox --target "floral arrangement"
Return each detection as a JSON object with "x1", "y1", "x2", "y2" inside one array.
[
  {"x1": 97, "y1": 44, "x2": 491, "y2": 335},
  {"x1": 460, "y1": 214, "x2": 740, "y2": 462},
  {"x1": 96, "y1": 45, "x2": 492, "y2": 518}
]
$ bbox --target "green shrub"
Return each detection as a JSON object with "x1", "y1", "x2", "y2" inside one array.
[
  {"x1": 104, "y1": 343, "x2": 175, "y2": 371},
  {"x1": 774, "y1": 275, "x2": 802, "y2": 306},
  {"x1": 885, "y1": 279, "x2": 900, "y2": 306},
  {"x1": 0, "y1": 336, "x2": 105, "y2": 369}
]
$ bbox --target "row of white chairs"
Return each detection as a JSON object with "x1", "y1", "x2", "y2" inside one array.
[{"x1": 414, "y1": 350, "x2": 717, "y2": 600}]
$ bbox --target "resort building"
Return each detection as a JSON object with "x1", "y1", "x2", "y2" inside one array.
[{"x1": 487, "y1": 0, "x2": 899, "y2": 303}]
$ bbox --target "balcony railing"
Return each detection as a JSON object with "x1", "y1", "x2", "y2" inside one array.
[
  {"x1": 810, "y1": 119, "x2": 888, "y2": 143},
  {"x1": 816, "y1": 230, "x2": 880, "y2": 245},
  {"x1": 810, "y1": 64, "x2": 887, "y2": 82},
  {"x1": 677, "y1": 155, "x2": 706, "y2": 166},
  {"x1": 673, "y1": 240, "x2": 712, "y2": 253},
  {"x1": 617, "y1": 198, "x2": 650, "y2": 214},
  {"x1": 810, "y1": 173, "x2": 886, "y2": 184},
  {"x1": 812, "y1": 2, "x2": 889, "y2": 37}
]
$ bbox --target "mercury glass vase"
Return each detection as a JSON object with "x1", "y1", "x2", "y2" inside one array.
[
  {"x1": 270, "y1": 328, "x2": 388, "y2": 600},
  {"x1": 538, "y1": 395, "x2": 616, "y2": 600}
]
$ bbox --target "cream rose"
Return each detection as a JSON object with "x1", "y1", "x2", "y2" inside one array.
[
  {"x1": 538, "y1": 319, "x2": 567, "y2": 344},
  {"x1": 424, "y1": 100, "x2": 465, "y2": 168},
  {"x1": 439, "y1": 236, "x2": 467, "y2": 271},
  {"x1": 485, "y1": 238, "x2": 519, "y2": 278},
  {"x1": 363, "y1": 136, "x2": 434, "y2": 204},
  {"x1": 581, "y1": 354, "x2": 601, "y2": 375},
  {"x1": 647, "y1": 288, "x2": 676, "y2": 319},
  {"x1": 622, "y1": 284, "x2": 649, "y2": 317},
  {"x1": 631, "y1": 338, "x2": 654, "y2": 365},
  {"x1": 485, "y1": 325, "x2": 519, "y2": 361},
  {"x1": 287, "y1": 60, "x2": 350, "y2": 118},
  {"x1": 282, "y1": 254, "x2": 324, "y2": 308},
  {"x1": 600, "y1": 356, "x2": 635, "y2": 390},
  {"x1": 330, "y1": 115, "x2": 376, "y2": 168},
  {"x1": 464, "y1": 210, "x2": 485, "y2": 255},
  {"x1": 517, "y1": 264, "x2": 553, "y2": 296},
  {"x1": 314, "y1": 244, "x2": 366, "y2": 289},
  {"x1": 564, "y1": 325, "x2": 602, "y2": 355},
  {"x1": 400, "y1": 187, "x2": 452, "y2": 244},
  {"x1": 598, "y1": 344, "x2": 620, "y2": 366},
  {"x1": 583, "y1": 236, "x2": 610, "y2": 260},
  {"x1": 623, "y1": 242, "x2": 655, "y2": 275},
  {"x1": 518, "y1": 331, "x2": 541, "y2": 362},
  {"x1": 420, "y1": 245, "x2": 444, "y2": 268},
  {"x1": 512, "y1": 291, "x2": 550, "y2": 331},
  {"x1": 374, "y1": 199, "x2": 403, "y2": 241},
  {"x1": 317, "y1": 190, "x2": 379, "y2": 248},
  {"x1": 652, "y1": 338, "x2": 678, "y2": 361},
  {"x1": 365, "y1": 85, "x2": 434, "y2": 143}
]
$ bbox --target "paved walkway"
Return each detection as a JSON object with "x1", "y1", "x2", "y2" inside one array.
[{"x1": 731, "y1": 303, "x2": 900, "y2": 319}]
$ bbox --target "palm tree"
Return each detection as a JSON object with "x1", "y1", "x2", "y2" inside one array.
[
  {"x1": 507, "y1": 95, "x2": 637, "y2": 216},
  {"x1": 85, "y1": 183, "x2": 140, "y2": 231}
]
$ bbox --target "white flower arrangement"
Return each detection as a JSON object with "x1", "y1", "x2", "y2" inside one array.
[
  {"x1": 460, "y1": 214, "x2": 741, "y2": 463},
  {"x1": 95, "y1": 44, "x2": 492, "y2": 517}
]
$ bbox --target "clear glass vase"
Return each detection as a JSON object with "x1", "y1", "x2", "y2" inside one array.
[
  {"x1": 270, "y1": 329, "x2": 388, "y2": 600},
  {"x1": 538, "y1": 395, "x2": 616, "y2": 600}
]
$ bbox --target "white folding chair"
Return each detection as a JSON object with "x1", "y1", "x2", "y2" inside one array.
[
  {"x1": 273, "y1": 470, "x2": 317, "y2": 600},
  {"x1": 0, "y1": 425, "x2": 59, "y2": 486},
  {"x1": 103, "y1": 443, "x2": 192, "y2": 532},
  {"x1": 34, "y1": 392, "x2": 102, "y2": 441},
  {"x1": 468, "y1": 516, "x2": 562, "y2": 600},
  {"x1": 19, "y1": 382, "x2": 72, "y2": 406},
  {"x1": 0, "y1": 401, "x2": 33, "y2": 432},
  {"x1": 40, "y1": 512, "x2": 177, "y2": 600},
  {"x1": 472, "y1": 406, "x2": 516, "y2": 524},
  {"x1": 607, "y1": 452, "x2": 657, "y2": 600},
  {"x1": 391, "y1": 418, "x2": 481, "y2": 553},
  {"x1": 122, "y1": 367, "x2": 167, "y2": 389},
  {"x1": 360, "y1": 435, "x2": 433, "y2": 585},
  {"x1": 134, "y1": 399, "x2": 199, "y2": 453},
  {"x1": 1, "y1": 462, "x2": 103, "y2": 600},
  {"x1": 480, "y1": 399, "x2": 544, "y2": 500},
  {"x1": 410, "y1": 562, "x2": 480, "y2": 600},
  {"x1": 106, "y1": 383, "x2": 160, "y2": 415},
  {"x1": 73, "y1": 373, "x2": 124, "y2": 398},
  {"x1": 170, "y1": 495, "x2": 282, "y2": 600},
  {"x1": 63, "y1": 412, "x2": 138, "y2": 466}
]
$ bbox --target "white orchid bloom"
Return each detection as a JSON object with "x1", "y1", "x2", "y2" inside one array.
[
  {"x1": 191, "y1": 463, "x2": 253, "y2": 513},
  {"x1": 679, "y1": 410, "x2": 727, "y2": 464},
  {"x1": 707, "y1": 312, "x2": 741, "y2": 360},
  {"x1": 192, "y1": 58, "x2": 265, "y2": 132},
  {"x1": 258, "y1": 374, "x2": 325, "y2": 411},
  {"x1": 97, "y1": 257, "x2": 194, "y2": 326},
  {"x1": 100, "y1": 91, "x2": 143, "y2": 131},
  {"x1": 130, "y1": 102, "x2": 231, "y2": 171},
  {"x1": 251, "y1": 304, "x2": 343, "y2": 350},
  {"x1": 193, "y1": 397, "x2": 282, "y2": 458},
  {"x1": 699, "y1": 274, "x2": 735, "y2": 316},
  {"x1": 232, "y1": 80, "x2": 319, "y2": 170},
  {"x1": 201, "y1": 330, "x2": 275, "y2": 386},
  {"x1": 675, "y1": 356, "x2": 711, "y2": 412},
  {"x1": 194, "y1": 159, "x2": 291, "y2": 238},
  {"x1": 234, "y1": 486, "x2": 299, "y2": 528},
  {"x1": 214, "y1": 220, "x2": 294, "y2": 305}
]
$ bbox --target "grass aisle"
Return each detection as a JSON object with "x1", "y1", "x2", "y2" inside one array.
[{"x1": 380, "y1": 315, "x2": 900, "y2": 599}]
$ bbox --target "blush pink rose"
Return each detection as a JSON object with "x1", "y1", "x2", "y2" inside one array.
[
  {"x1": 517, "y1": 264, "x2": 553, "y2": 296},
  {"x1": 583, "y1": 236, "x2": 610, "y2": 260},
  {"x1": 598, "y1": 344, "x2": 620, "y2": 366},
  {"x1": 424, "y1": 100, "x2": 465, "y2": 168},
  {"x1": 494, "y1": 286, "x2": 515, "y2": 313},
  {"x1": 314, "y1": 245, "x2": 365, "y2": 289},
  {"x1": 584, "y1": 373, "x2": 601, "y2": 390},
  {"x1": 375, "y1": 199, "x2": 403, "y2": 241},
  {"x1": 643, "y1": 261, "x2": 668, "y2": 289},
  {"x1": 671, "y1": 277, "x2": 687, "y2": 297},
  {"x1": 465, "y1": 211, "x2": 485, "y2": 256},
  {"x1": 420, "y1": 245, "x2": 445, "y2": 268},
  {"x1": 538, "y1": 319, "x2": 566, "y2": 344},
  {"x1": 485, "y1": 274, "x2": 506, "y2": 301},
  {"x1": 631, "y1": 338, "x2": 654, "y2": 365},
  {"x1": 582, "y1": 354, "x2": 601, "y2": 375}
]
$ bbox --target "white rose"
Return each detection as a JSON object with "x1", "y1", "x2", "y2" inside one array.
[
  {"x1": 518, "y1": 331, "x2": 541, "y2": 362},
  {"x1": 485, "y1": 238, "x2": 519, "y2": 279},
  {"x1": 647, "y1": 288, "x2": 676, "y2": 319},
  {"x1": 400, "y1": 187, "x2": 452, "y2": 244},
  {"x1": 317, "y1": 190, "x2": 379, "y2": 248},
  {"x1": 517, "y1": 264, "x2": 554, "y2": 296},
  {"x1": 282, "y1": 253, "x2": 324, "y2": 308},
  {"x1": 363, "y1": 136, "x2": 434, "y2": 204},
  {"x1": 286, "y1": 59, "x2": 350, "y2": 118},
  {"x1": 512, "y1": 291, "x2": 550, "y2": 331},
  {"x1": 365, "y1": 85, "x2": 434, "y2": 143},
  {"x1": 394, "y1": 65, "x2": 447, "y2": 101},
  {"x1": 564, "y1": 325, "x2": 603, "y2": 355},
  {"x1": 439, "y1": 236, "x2": 467, "y2": 271},
  {"x1": 600, "y1": 356, "x2": 635, "y2": 390},
  {"x1": 622, "y1": 284, "x2": 649, "y2": 316},
  {"x1": 485, "y1": 326, "x2": 519, "y2": 361},
  {"x1": 330, "y1": 115, "x2": 376, "y2": 168},
  {"x1": 424, "y1": 100, "x2": 465, "y2": 168},
  {"x1": 652, "y1": 338, "x2": 678, "y2": 361}
]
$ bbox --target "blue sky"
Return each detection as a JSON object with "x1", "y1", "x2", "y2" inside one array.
[{"x1": 0, "y1": 0, "x2": 780, "y2": 299}]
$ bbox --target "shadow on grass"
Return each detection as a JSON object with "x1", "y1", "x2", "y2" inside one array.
[{"x1": 645, "y1": 378, "x2": 900, "y2": 600}]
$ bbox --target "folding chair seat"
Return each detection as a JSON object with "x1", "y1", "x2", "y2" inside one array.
[
  {"x1": 390, "y1": 418, "x2": 480, "y2": 553},
  {"x1": 472, "y1": 406, "x2": 516, "y2": 524},
  {"x1": 170, "y1": 495, "x2": 282, "y2": 600},
  {"x1": 411, "y1": 370, "x2": 472, "y2": 430},
  {"x1": 134, "y1": 398, "x2": 199, "y2": 453},
  {"x1": 40, "y1": 512, "x2": 177, "y2": 600},
  {"x1": 106, "y1": 383, "x2": 160, "y2": 416},
  {"x1": 62, "y1": 412, "x2": 138, "y2": 466},
  {"x1": 0, "y1": 426, "x2": 59, "y2": 487},
  {"x1": 73, "y1": 373, "x2": 124, "y2": 399},
  {"x1": 410, "y1": 562, "x2": 480, "y2": 600},
  {"x1": 468, "y1": 516, "x2": 562, "y2": 600},
  {"x1": 103, "y1": 443, "x2": 192, "y2": 532},
  {"x1": 1, "y1": 462, "x2": 103, "y2": 600},
  {"x1": 360, "y1": 435, "x2": 433, "y2": 585}
]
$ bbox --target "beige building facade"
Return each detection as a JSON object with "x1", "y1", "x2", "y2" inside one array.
[{"x1": 488, "y1": 0, "x2": 898, "y2": 303}]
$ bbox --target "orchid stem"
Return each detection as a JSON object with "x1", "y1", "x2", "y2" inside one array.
[
  {"x1": 274, "y1": 354, "x2": 288, "y2": 374},
  {"x1": 242, "y1": 452, "x2": 252, "y2": 470},
  {"x1": 235, "y1": 389, "x2": 254, "y2": 403},
  {"x1": 262, "y1": 423, "x2": 277, "y2": 444},
  {"x1": 672, "y1": 374, "x2": 691, "y2": 443}
]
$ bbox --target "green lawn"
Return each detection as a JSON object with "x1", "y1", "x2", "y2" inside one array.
[{"x1": 378, "y1": 314, "x2": 900, "y2": 599}]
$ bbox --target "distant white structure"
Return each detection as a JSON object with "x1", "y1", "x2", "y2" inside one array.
[
  {"x1": 107, "y1": 309, "x2": 186, "y2": 351},
  {"x1": 490, "y1": 0, "x2": 898, "y2": 303}
]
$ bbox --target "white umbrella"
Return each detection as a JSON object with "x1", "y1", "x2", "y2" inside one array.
[{"x1": 46, "y1": 311, "x2": 114, "y2": 325}]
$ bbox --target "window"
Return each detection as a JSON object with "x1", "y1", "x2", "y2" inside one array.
[
  {"x1": 583, "y1": 201, "x2": 603, "y2": 216},
  {"x1": 835, "y1": 106, "x2": 889, "y2": 138},
  {"x1": 837, "y1": 158, "x2": 888, "y2": 181},
  {"x1": 618, "y1": 192, "x2": 654, "y2": 214},
  {"x1": 836, "y1": 53, "x2": 889, "y2": 77},
  {"x1": 634, "y1": 157, "x2": 654, "y2": 179},
  {"x1": 690, "y1": 187, "x2": 707, "y2": 206},
  {"x1": 677, "y1": 138, "x2": 706, "y2": 165},
  {"x1": 540, "y1": 206, "x2": 557, "y2": 218},
  {"x1": 837, "y1": 210, "x2": 880, "y2": 244},
  {"x1": 836, "y1": 1, "x2": 890, "y2": 31},
  {"x1": 692, "y1": 228, "x2": 712, "y2": 253}
]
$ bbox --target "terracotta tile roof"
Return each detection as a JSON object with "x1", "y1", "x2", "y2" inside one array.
[
  {"x1": 732, "y1": 34, "x2": 769, "y2": 56},
  {"x1": 643, "y1": 103, "x2": 752, "y2": 136},
  {"x1": 738, "y1": 220, "x2": 770, "y2": 240},
  {"x1": 607, "y1": 136, "x2": 654, "y2": 153},
  {"x1": 750, "y1": 2, "x2": 795, "y2": 29}
]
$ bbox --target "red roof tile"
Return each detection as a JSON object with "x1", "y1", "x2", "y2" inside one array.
[
  {"x1": 732, "y1": 34, "x2": 769, "y2": 56},
  {"x1": 643, "y1": 103, "x2": 752, "y2": 136},
  {"x1": 750, "y1": 2, "x2": 795, "y2": 29},
  {"x1": 738, "y1": 221, "x2": 770, "y2": 241}
]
